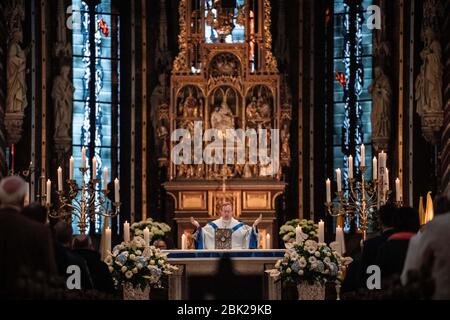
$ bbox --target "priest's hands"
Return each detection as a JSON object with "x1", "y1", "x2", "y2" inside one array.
[
  {"x1": 253, "y1": 214, "x2": 263, "y2": 228},
  {"x1": 190, "y1": 217, "x2": 200, "y2": 229}
]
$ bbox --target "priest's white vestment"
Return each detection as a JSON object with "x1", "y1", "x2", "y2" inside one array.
[{"x1": 193, "y1": 217, "x2": 259, "y2": 249}]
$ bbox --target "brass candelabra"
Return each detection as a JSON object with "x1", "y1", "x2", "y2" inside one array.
[
  {"x1": 325, "y1": 166, "x2": 402, "y2": 240},
  {"x1": 46, "y1": 167, "x2": 121, "y2": 235}
]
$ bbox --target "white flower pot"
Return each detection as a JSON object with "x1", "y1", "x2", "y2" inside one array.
[
  {"x1": 297, "y1": 281, "x2": 326, "y2": 300},
  {"x1": 122, "y1": 282, "x2": 150, "y2": 300}
]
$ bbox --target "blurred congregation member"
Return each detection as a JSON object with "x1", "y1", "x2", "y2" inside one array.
[
  {"x1": 360, "y1": 204, "x2": 397, "y2": 286},
  {"x1": 376, "y1": 207, "x2": 420, "y2": 282},
  {"x1": 72, "y1": 235, "x2": 115, "y2": 294},
  {"x1": 0, "y1": 176, "x2": 56, "y2": 297},
  {"x1": 53, "y1": 221, "x2": 93, "y2": 290},
  {"x1": 401, "y1": 190, "x2": 450, "y2": 299},
  {"x1": 22, "y1": 203, "x2": 48, "y2": 224}
]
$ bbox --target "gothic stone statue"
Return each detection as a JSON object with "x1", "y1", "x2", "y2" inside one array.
[{"x1": 52, "y1": 64, "x2": 74, "y2": 140}]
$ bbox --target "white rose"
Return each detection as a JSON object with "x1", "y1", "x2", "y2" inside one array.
[
  {"x1": 299, "y1": 258, "x2": 307, "y2": 268},
  {"x1": 129, "y1": 254, "x2": 136, "y2": 260},
  {"x1": 125, "y1": 270, "x2": 133, "y2": 279},
  {"x1": 150, "y1": 260, "x2": 155, "y2": 265},
  {"x1": 326, "y1": 252, "x2": 332, "y2": 257},
  {"x1": 298, "y1": 270, "x2": 304, "y2": 276},
  {"x1": 137, "y1": 263, "x2": 143, "y2": 270},
  {"x1": 132, "y1": 267, "x2": 138, "y2": 274},
  {"x1": 135, "y1": 250, "x2": 142, "y2": 255},
  {"x1": 314, "y1": 251, "x2": 321, "y2": 257},
  {"x1": 104, "y1": 255, "x2": 113, "y2": 265},
  {"x1": 158, "y1": 259, "x2": 164, "y2": 266},
  {"x1": 108, "y1": 266, "x2": 114, "y2": 273},
  {"x1": 308, "y1": 256, "x2": 317, "y2": 264},
  {"x1": 121, "y1": 266, "x2": 127, "y2": 273},
  {"x1": 286, "y1": 268, "x2": 292, "y2": 274}
]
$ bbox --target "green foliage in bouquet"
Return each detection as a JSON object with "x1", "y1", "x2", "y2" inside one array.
[
  {"x1": 105, "y1": 236, "x2": 178, "y2": 290},
  {"x1": 131, "y1": 218, "x2": 171, "y2": 244},
  {"x1": 279, "y1": 219, "x2": 318, "y2": 242},
  {"x1": 266, "y1": 235, "x2": 352, "y2": 285}
]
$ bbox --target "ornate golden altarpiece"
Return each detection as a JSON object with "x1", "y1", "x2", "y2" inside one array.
[{"x1": 160, "y1": 0, "x2": 292, "y2": 249}]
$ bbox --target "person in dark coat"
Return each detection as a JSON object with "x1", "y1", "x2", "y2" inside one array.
[
  {"x1": 53, "y1": 221, "x2": 93, "y2": 290},
  {"x1": 376, "y1": 207, "x2": 420, "y2": 283},
  {"x1": 360, "y1": 204, "x2": 397, "y2": 287},
  {"x1": 22, "y1": 203, "x2": 48, "y2": 224},
  {"x1": 0, "y1": 176, "x2": 57, "y2": 297},
  {"x1": 72, "y1": 235, "x2": 115, "y2": 295}
]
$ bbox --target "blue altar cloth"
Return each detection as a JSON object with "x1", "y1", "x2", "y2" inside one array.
[{"x1": 164, "y1": 249, "x2": 285, "y2": 259}]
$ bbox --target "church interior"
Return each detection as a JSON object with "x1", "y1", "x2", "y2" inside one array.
[{"x1": 0, "y1": 0, "x2": 449, "y2": 301}]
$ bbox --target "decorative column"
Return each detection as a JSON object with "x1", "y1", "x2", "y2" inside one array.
[
  {"x1": 441, "y1": 1, "x2": 450, "y2": 191},
  {"x1": 52, "y1": 0, "x2": 73, "y2": 175},
  {"x1": 0, "y1": 1, "x2": 8, "y2": 178},
  {"x1": 141, "y1": 0, "x2": 148, "y2": 221}
]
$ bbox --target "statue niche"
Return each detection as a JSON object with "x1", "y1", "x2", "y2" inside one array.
[
  {"x1": 245, "y1": 85, "x2": 274, "y2": 129},
  {"x1": 176, "y1": 86, "x2": 204, "y2": 133},
  {"x1": 209, "y1": 86, "x2": 240, "y2": 131}
]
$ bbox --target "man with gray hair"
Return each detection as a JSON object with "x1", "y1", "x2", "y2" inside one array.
[{"x1": 0, "y1": 176, "x2": 56, "y2": 297}]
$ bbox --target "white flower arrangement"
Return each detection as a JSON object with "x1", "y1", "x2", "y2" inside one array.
[
  {"x1": 280, "y1": 219, "x2": 319, "y2": 243},
  {"x1": 266, "y1": 233, "x2": 352, "y2": 285},
  {"x1": 131, "y1": 218, "x2": 171, "y2": 244},
  {"x1": 105, "y1": 236, "x2": 178, "y2": 290}
]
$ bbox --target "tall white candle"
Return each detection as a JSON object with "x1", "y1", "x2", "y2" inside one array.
[
  {"x1": 105, "y1": 227, "x2": 111, "y2": 254},
  {"x1": 46, "y1": 179, "x2": 51, "y2": 205},
  {"x1": 373, "y1": 157, "x2": 378, "y2": 180},
  {"x1": 114, "y1": 178, "x2": 120, "y2": 203},
  {"x1": 69, "y1": 156, "x2": 74, "y2": 180},
  {"x1": 395, "y1": 178, "x2": 401, "y2": 202},
  {"x1": 57, "y1": 167, "x2": 63, "y2": 191},
  {"x1": 181, "y1": 234, "x2": 187, "y2": 250},
  {"x1": 266, "y1": 234, "x2": 271, "y2": 249},
  {"x1": 123, "y1": 221, "x2": 130, "y2": 242},
  {"x1": 24, "y1": 182, "x2": 30, "y2": 206},
  {"x1": 360, "y1": 144, "x2": 366, "y2": 167},
  {"x1": 103, "y1": 166, "x2": 108, "y2": 190},
  {"x1": 143, "y1": 227, "x2": 150, "y2": 246},
  {"x1": 379, "y1": 151, "x2": 386, "y2": 169},
  {"x1": 318, "y1": 220, "x2": 325, "y2": 243},
  {"x1": 295, "y1": 225, "x2": 303, "y2": 243},
  {"x1": 336, "y1": 169, "x2": 342, "y2": 192},
  {"x1": 326, "y1": 179, "x2": 331, "y2": 203},
  {"x1": 92, "y1": 157, "x2": 97, "y2": 178},
  {"x1": 81, "y1": 147, "x2": 86, "y2": 169},
  {"x1": 335, "y1": 226, "x2": 346, "y2": 256},
  {"x1": 348, "y1": 155, "x2": 354, "y2": 180}
]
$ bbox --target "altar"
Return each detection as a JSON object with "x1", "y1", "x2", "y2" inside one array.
[{"x1": 165, "y1": 249, "x2": 284, "y2": 300}]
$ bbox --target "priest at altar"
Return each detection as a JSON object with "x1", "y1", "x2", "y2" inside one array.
[{"x1": 190, "y1": 201, "x2": 262, "y2": 249}]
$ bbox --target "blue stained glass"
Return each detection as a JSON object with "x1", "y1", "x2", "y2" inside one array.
[
  {"x1": 204, "y1": 0, "x2": 245, "y2": 44},
  {"x1": 72, "y1": 0, "x2": 119, "y2": 234}
]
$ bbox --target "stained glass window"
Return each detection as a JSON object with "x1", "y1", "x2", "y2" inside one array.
[
  {"x1": 204, "y1": 0, "x2": 245, "y2": 43},
  {"x1": 72, "y1": 0, "x2": 120, "y2": 233}
]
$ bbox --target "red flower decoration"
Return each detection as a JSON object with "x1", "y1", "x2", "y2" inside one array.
[
  {"x1": 98, "y1": 18, "x2": 109, "y2": 37},
  {"x1": 335, "y1": 71, "x2": 347, "y2": 87}
]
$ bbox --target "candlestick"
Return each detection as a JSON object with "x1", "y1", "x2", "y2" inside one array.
[
  {"x1": 103, "y1": 166, "x2": 108, "y2": 190},
  {"x1": 385, "y1": 168, "x2": 389, "y2": 191},
  {"x1": 69, "y1": 156, "x2": 74, "y2": 180},
  {"x1": 81, "y1": 147, "x2": 86, "y2": 169},
  {"x1": 318, "y1": 220, "x2": 325, "y2": 243},
  {"x1": 373, "y1": 157, "x2": 378, "y2": 180},
  {"x1": 295, "y1": 225, "x2": 303, "y2": 243},
  {"x1": 105, "y1": 227, "x2": 111, "y2": 254},
  {"x1": 123, "y1": 221, "x2": 130, "y2": 242},
  {"x1": 46, "y1": 179, "x2": 51, "y2": 205},
  {"x1": 348, "y1": 155, "x2": 354, "y2": 180},
  {"x1": 395, "y1": 178, "x2": 401, "y2": 202},
  {"x1": 336, "y1": 169, "x2": 342, "y2": 192},
  {"x1": 92, "y1": 157, "x2": 97, "y2": 178},
  {"x1": 143, "y1": 227, "x2": 150, "y2": 246},
  {"x1": 181, "y1": 233, "x2": 187, "y2": 250},
  {"x1": 361, "y1": 144, "x2": 365, "y2": 167},
  {"x1": 326, "y1": 179, "x2": 331, "y2": 203},
  {"x1": 57, "y1": 167, "x2": 63, "y2": 191},
  {"x1": 114, "y1": 178, "x2": 120, "y2": 203},
  {"x1": 266, "y1": 233, "x2": 271, "y2": 249}
]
